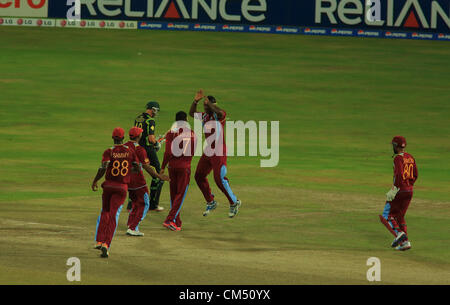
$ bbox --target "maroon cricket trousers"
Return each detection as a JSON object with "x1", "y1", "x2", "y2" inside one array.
[
  {"x1": 95, "y1": 181, "x2": 128, "y2": 247},
  {"x1": 165, "y1": 167, "x2": 190, "y2": 227}
]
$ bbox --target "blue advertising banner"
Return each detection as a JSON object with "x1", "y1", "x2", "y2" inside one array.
[
  {"x1": 136, "y1": 20, "x2": 450, "y2": 41},
  {"x1": 47, "y1": 0, "x2": 450, "y2": 34}
]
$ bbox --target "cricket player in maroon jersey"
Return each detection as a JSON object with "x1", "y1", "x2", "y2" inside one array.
[
  {"x1": 379, "y1": 136, "x2": 418, "y2": 251},
  {"x1": 160, "y1": 111, "x2": 197, "y2": 231},
  {"x1": 189, "y1": 90, "x2": 242, "y2": 218},
  {"x1": 91, "y1": 127, "x2": 139, "y2": 258},
  {"x1": 125, "y1": 127, "x2": 170, "y2": 237}
]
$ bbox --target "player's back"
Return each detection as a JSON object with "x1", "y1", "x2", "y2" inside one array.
[
  {"x1": 199, "y1": 111, "x2": 227, "y2": 156},
  {"x1": 124, "y1": 141, "x2": 149, "y2": 189},
  {"x1": 166, "y1": 127, "x2": 196, "y2": 169},
  {"x1": 394, "y1": 152, "x2": 418, "y2": 190},
  {"x1": 104, "y1": 145, "x2": 136, "y2": 185},
  {"x1": 134, "y1": 113, "x2": 154, "y2": 148}
]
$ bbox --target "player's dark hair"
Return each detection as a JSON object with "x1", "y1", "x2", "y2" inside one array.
[
  {"x1": 207, "y1": 96, "x2": 216, "y2": 104},
  {"x1": 176, "y1": 111, "x2": 187, "y2": 121}
]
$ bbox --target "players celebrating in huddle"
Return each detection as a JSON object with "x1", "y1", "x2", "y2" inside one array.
[
  {"x1": 91, "y1": 93, "x2": 419, "y2": 259},
  {"x1": 91, "y1": 91, "x2": 243, "y2": 258}
]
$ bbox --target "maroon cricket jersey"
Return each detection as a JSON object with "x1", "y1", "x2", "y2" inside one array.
[
  {"x1": 125, "y1": 141, "x2": 150, "y2": 190},
  {"x1": 102, "y1": 145, "x2": 138, "y2": 185},
  {"x1": 197, "y1": 111, "x2": 227, "y2": 156},
  {"x1": 162, "y1": 127, "x2": 196, "y2": 169},
  {"x1": 393, "y1": 152, "x2": 418, "y2": 191}
]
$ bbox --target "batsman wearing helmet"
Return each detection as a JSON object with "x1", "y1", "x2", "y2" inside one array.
[
  {"x1": 379, "y1": 136, "x2": 418, "y2": 251},
  {"x1": 132, "y1": 101, "x2": 165, "y2": 212}
]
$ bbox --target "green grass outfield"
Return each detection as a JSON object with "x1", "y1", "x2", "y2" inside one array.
[{"x1": 0, "y1": 27, "x2": 449, "y2": 285}]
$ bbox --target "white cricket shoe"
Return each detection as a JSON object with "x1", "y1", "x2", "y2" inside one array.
[
  {"x1": 395, "y1": 241, "x2": 411, "y2": 251},
  {"x1": 228, "y1": 200, "x2": 242, "y2": 218},
  {"x1": 150, "y1": 206, "x2": 164, "y2": 212},
  {"x1": 126, "y1": 228, "x2": 144, "y2": 237}
]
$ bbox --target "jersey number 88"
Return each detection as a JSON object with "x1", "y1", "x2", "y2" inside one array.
[{"x1": 111, "y1": 160, "x2": 129, "y2": 177}]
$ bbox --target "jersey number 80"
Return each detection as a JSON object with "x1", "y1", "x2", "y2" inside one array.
[{"x1": 403, "y1": 164, "x2": 414, "y2": 180}]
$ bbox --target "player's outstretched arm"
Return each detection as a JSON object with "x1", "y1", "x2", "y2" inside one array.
[
  {"x1": 91, "y1": 162, "x2": 108, "y2": 191},
  {"x1": 189, "y1": 89, "x2": 205, "y2": 118},
  {"x1": 143, "y1": 163, "x2": 170, "y2": 181}
]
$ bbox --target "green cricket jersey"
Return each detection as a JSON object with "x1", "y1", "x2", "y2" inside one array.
[{"x1": 134, "y1": 112, "x2": 156, "y2": 149}]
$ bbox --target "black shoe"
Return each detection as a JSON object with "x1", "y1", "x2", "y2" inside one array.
[{"x1": 100, "y1": 244, "x2": 109, "y2": 258}]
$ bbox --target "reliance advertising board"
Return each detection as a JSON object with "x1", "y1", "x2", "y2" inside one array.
[
  {"x1": 0, "y1": 1, "x2": 449, "y2": 40},
  {"x1": 42, "y1": 0, "x2": 450, "y2": 33}
]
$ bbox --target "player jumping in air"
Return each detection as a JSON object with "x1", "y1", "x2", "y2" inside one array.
[
  {"x1": 125, "y1": 127, "x2": 170, "y2": 237},
  {"x1": 379, "y1": 136, "x2": 418, "y2": 251},
  {"x1": 189, "y1": 90, "x2": 242, "y2": 218},
  {"x1": 160, "y1": 111, "x2": 197, "y2": 231},
  {"x1": 91, "y1": 127, "x2": 140, "y2": 258}
]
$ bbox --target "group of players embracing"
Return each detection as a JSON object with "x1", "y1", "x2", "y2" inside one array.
[{"x1": 91, "y1": 90, "x2": 242, "y2": 258}]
